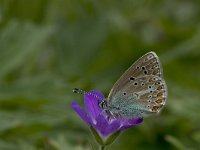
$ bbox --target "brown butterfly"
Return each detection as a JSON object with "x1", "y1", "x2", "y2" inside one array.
[{"x1": 74, "y1": 52, "x2": 167, "y2": 118}]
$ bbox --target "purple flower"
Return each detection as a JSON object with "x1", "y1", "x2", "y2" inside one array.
[{"x1": 71, "y1": 90, "x2": 143, "y2": 138}]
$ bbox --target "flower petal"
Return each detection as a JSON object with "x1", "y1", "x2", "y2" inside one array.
[
  {"x1": 120, "y1": 117, "x2": 143, "y2": 130},
  {"x1": 84, "y1": 90, "x2": 105, "y2": 123},
  {"x1": 94, "y1": 114, "x2": 120, "y2": 137},
  {"x1": 71, "y1": 101, "x2": 91, "y2": 125},
  {"x1": 128, "y1": 117, "x2": 143, "y2": 125},
  {"x1": 105, "y1": 120, "x2": 121, "y2": 136},
  {"x1": 94, "y1": 114, "x2": 109, "y2": 136}
]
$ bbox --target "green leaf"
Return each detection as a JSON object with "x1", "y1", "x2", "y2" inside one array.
[
  {"x1": 0, "y1": 21, "x2": 52, "y2": 78},
  {"x1": 165, "y1": 135, "x2": 187, "y2": 150}
]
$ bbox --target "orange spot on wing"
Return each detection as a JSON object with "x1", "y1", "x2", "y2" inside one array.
[
  {"x1": 151, "y1": 108, "x2": 157, "y2": 113},
  {"x1": 151, "y1": 106, "x2": 159, "y2": 113},
  {"x1": 157, "y1": 92, "x2": 163, "y2": 97},
  {"x1": 155, "y1": 99, "x2": 163, "y2": 105}
]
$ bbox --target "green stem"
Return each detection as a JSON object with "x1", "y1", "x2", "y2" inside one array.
[{"x1": 100, "y1": 145, "x2": 106, "y2": 150}]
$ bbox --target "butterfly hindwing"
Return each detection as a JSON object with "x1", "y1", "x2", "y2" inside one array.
[{"x1": 107, "y1": 75, "x2": 167, "y2": 117}]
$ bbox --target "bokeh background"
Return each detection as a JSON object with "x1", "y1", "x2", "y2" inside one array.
[{"x1": 0, "y1": 0, "x2": 200, "y2": 150}]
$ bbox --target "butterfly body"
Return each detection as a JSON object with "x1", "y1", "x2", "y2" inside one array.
[{"x1": 102, "y1": 52, "x2": 167, "y2": 118}]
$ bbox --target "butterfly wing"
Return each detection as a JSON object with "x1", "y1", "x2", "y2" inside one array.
[
  {"x1": 108, "y1": 51, "x2": 163, "y2": 99},
  {"x1": 107, "y1": 51, "x2": 167, "y2": 117}
]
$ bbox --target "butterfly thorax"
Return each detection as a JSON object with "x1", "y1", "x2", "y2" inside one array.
[
  {"x1": 99, "y1": 99, "x2": 120, "y2": 118},
  {"x1": 107, "y1": 96, "x2": 145, "y2": 118},
  {"x1": 99, "y1": 97, "x2": 142, "y2": 118}
]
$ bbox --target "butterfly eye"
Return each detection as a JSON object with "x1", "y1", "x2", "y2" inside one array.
[{"x1": 99, "y1": 101, "x2": 107, "y2": 109}]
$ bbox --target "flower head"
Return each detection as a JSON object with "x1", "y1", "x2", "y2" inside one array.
[{"x1": 71, "y1": 90, "x2": 143, "y2": 139}]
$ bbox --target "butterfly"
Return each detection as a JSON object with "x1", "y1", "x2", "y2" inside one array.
[{"x1": 74, "y1": 51, "x2": 167, "y2": 118}]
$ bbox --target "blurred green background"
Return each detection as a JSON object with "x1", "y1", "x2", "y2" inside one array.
[{"x1": 0, "y1": 0, "x2": 200, "y2": 150}]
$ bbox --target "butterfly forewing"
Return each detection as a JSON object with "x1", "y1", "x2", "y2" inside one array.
[
  {"x1": 107, "y1": 51, "x2": 167, "y2": 118},
  {"x1": 108, "y1": 52, "x2": 163, "y2": 100}
]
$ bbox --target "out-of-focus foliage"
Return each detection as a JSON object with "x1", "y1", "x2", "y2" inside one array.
[{"x1": 0, "y1": 0, "x2": 200, "y2": 149}]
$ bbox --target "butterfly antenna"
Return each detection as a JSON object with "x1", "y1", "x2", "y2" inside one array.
[{"x1": 73, "y1": 88, "x2": 104, "y2": 101}]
